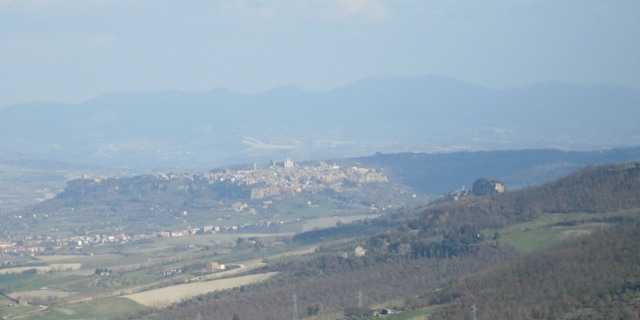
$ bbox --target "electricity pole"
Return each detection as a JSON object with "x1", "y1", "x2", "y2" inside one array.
[
  {"x1": 292, "y1": 294, "x2": 298, "y2": 320},
  {"x1": 471, "y1": 304, "x2": 477, "y2": 320}
]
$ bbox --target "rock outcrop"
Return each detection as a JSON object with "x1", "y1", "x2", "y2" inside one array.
[{"x1": 471, "y1": 178, "x2": 505, "y2": 196}]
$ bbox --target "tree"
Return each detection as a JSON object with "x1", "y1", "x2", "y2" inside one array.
[{"x1": 236, "y1": 237, "x2": 246, "y2": 248}]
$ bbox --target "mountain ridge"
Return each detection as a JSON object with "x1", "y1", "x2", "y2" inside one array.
[{"x1": 1, "y1": 75, "x2": 638, "y2": 170}]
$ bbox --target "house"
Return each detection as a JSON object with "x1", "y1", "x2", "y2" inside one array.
[
  {"x1": 354, "y1": 246, "x2": 366, "y2": 257},
  {"x1": 206, "y1": 261, "x2": 226, "y2": 271},
  {"x1": 380, "y1": 308, "x2": 394, "y2": 315}
]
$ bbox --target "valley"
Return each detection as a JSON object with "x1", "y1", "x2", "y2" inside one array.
[
  {"x1": 2, "y1": 2, "x2": 639, "y2": 319},
  {"x1": 0, "y1": 151, "x2": 639, "y2": 319}
]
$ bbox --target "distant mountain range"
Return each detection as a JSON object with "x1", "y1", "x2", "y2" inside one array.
[{"x1": 1, "y1": 75, "x2": 639, "y2": 170}]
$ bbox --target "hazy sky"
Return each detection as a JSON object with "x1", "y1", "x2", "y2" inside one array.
[{"x1": 1, "y1": 0, "x2": 639, "y2": 107}]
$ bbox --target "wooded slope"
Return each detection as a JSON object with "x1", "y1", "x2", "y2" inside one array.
[{"x1": 429, "y1": 222, "x2": 640, "y2": 319}]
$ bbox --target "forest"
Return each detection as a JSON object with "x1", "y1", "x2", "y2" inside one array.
[{"x1": 428, "y1": 222, "x2": 640, "y2": 319}]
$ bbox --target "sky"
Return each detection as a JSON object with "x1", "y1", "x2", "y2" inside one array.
[{"x1": 1, "y1": 0, "x2": 639, "y2": 107}]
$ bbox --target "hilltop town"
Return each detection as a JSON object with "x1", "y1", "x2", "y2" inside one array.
[
  {"x1": 0, "y1": 159, "x2": 402, "y2": 256},
  {"x1": 208, "y1": 158, "x2": 389, "y2": 199},
  {"x1": 61, "y1": 158, "x2": 390, "y2": 206}
]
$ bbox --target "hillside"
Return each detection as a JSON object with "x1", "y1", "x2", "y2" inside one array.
[
  {"x1": 348, "y1": 147, "x2": 640, "y2": 195},
  {"x1": 428, "y1": 222, "x2": 640, "y2": 319},
  {"x1": 1, "y1": 75, "x2": 638, "y2": 170},
  {"x1": 1, "y1": 161, "x2": 637, "y2": 320},
  {"x1": 6, "y1": 149, "x2": 640, "y2": 243},
  {"x1": 3, "y1": 146, "x2": 640, "y2": 215},
  {"x1": 150, "y1": 162, "x2": 640, "y2": 319},
  {"x1": 404, "y1": 161, "x2": 640, "y2": 234},
  {"x1": 0, "y1": 161, "x2": 421, "y2": 243}
]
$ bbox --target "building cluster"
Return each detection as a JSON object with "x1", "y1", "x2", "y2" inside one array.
[
  {"x1": 203, "y1": 159, "x2": 388, "y2": 200},
  {"x1": 1, "y1": 216, "x2": 298, "y2": 256},
  {"x1": 0, "y1": 233, "x2": 154, "y2": 255},
  {"x1": 66, "y1": 159, "x2": 388, "y2": 204},
  {"x1": 65, "y1": 159, "x2": 388, "y2": 207}
]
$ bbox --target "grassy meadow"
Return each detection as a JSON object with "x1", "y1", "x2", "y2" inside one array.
[{"x1": 488, "y1": 209, "x2": 639, "y2": 252}]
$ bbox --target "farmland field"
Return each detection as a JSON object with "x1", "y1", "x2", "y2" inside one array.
[
  {"x1": 382, "y1": 306, "x2": 439, "y2": 319},
  {"x1": 0, "y1": 263, "x2": 81, "y2": 275},
  {"x1": 0, "y1": 201, "x2": 382, "y2": 319},
  {"x1": 301, "y1": 214, "x2": 380, "y2": 232},
  {"x1": 27, "y1": 297, "x2": 144, "y2": 320},
  {"x1": 7, "y1": 288, "x2": 73, "y2": 300},
  {"x1": 35, "y1": 254, "x2": 127, "y2": 270},
  {"x1": 0, "y1": 305, "x2": 44, "y2": 319},
  {"x1": 489, "y1": 210, "x2": 638, "y2": 252},
  {"x1": 124, "y1": 272, "x2": 278, "y2": 307},
  {"x1": 0, "y1": 273, "x2": 86, "y2": 294}
]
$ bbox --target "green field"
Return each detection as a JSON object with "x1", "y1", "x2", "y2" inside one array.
[
  {"x1": 0, "y1": 274, "x2": 86, "y2": 293},
  {"x1": 0, "y1": 304, "x2": 44, "y2": 319},
  {"x1": 381, "y1": 306, "x2": 439, "y2": 320},
  {"x1": 488, "y1": 210, "x2": 639, "y2": 252},
  {"x1": 27, "y1": 297, "x2": 144, "y2": 320}
]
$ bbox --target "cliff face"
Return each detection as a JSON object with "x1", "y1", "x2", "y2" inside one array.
[{"x1": 472, "y1": 178, "x2": 505, "y2": 196}]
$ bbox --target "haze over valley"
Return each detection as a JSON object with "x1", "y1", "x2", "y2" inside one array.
[
  {"x1": 1, "y1": 1, "x2": 639, "y2": 319},
  {"x1": 1, "y1": 75, "x2": 639, "y2": 170}
]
